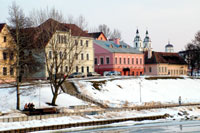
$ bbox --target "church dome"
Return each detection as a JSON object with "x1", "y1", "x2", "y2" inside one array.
[
  {"x1": 165, "y1": 43, "x2": 173, "y2": 48},
  {"x1": 134, "y1": 29, "x2": 141, "y2": 42}
]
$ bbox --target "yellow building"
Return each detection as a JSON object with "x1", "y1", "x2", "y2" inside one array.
[
  {"x1": 0, "y1": 23, "x2": 16, "y2": 82},
  {"x1": 144, "y1": 51, "x2": 188, "y2": 76},
  {"x1": 24, "y1": 19, "x2": 94, "y2": 79}
]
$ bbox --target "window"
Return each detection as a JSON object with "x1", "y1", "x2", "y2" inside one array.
[
  {"x1": 159, "y1": 67, "x2": 161, "y2": 73},
  {"x1": 136, "y1": 58, "x2": 138, "y2": 64},
  {"x1": 64, "y1": 52, "x2": 67, "y2": 59},
  {"x1": 132, "y1": 71, "x2": 135, "y2": 76},
  {"x1": 10, "y1": 52, "x2": 14, "y2": 60},
  {"x1": 119, "y1": 58, "x2": 121, "y2": 64},
  {"x1": 57, "y1": 35, "x2": 60, "y2": 43},
  {"x1": 124, "y1": 58, "x2": 126, "y2": 64},
  {"x1": 49, "y1": 51, "x2": 52, "y2": 59},
  {"x1": 65, "y1": 66, "x2": 68, "y2": 72},
  {"x1": 4, "y1": 36, "x2": 6, "y2": 42},
  {"x1": 162, "y1": 67, "x2": 164, "y2": 73},
  {"x1": 64, "y1": 36, "x2": 67, "y2": 43},
  {"x1": 87, "y1": 66, "x2": 89, "y2": 73},
  {"x1": 81, "y1": 66, "x2": 84, "y2": 73},
  {"x1": 115, "y1": 57, "x2": 117, "y2": 64},
  {"x1": 144, "y1": 67, "x2": 146, "y2": 72},
  {"x1": 95, "y1": 58, "x2": 97, "y2": 65},
  {"x1": 86, "y1": 40, "x2": 88, "y2": 47},
  {"x1": 87, "y1": 54, "x2": 89, "y2": 60},
  {"x1": 140, "y1": 58, "x2": 142, "y2": 64},
  {"x1": 149, "y1": 67, "x2": 152, "y2": 73},
  {"x1": 75, "y1": 53, "x2": 78, "y2": 60},
  {"x1": 10, "y1": 67, "x2": 14, "y2": 76},
  {"x1": 75, "y1": 40, "x2": 78, "y2": 45},
  {"x1": 128, "y1": 58, "x2": 130, "y2": 64},
  {"x1": 3, "y1": 52, "x2": 7, "y2": 60},
  {"x1": 80, "y1": 40, "x2": 83, "y2": 46},
  {"x1": 165, "y1": 67, "x2": 167, "y2": 73},
  {"x1": 59, "y1": 51, "x2": 62, "y2": 59},
  {"x1": 106, "y1": 57, "x2": 110, "y2": 64},
  {"x1": 3, "y1": 67, "x2": 7, "y2": 75},
  {"x1": 76, "y1": 66, "x2": 78, "y2": 72},
  {"x1": 100, "y1": 57, "x2": 104, "y2": 64},
  {"x1": 132, "y1": 58, "x2": 134, "y2": 64},
  {"x1": 81, "y1": 53, "x2": 84, "y2": 60},
  {"x1": 60, "y1": 66, "x2": 63, "y2": 73}
]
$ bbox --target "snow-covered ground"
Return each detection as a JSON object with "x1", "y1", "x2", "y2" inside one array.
[
  {"x1": 75, "y1": 77, "x2": 200, "y2": 107},
  {"x1": 0, "y1": 84, "x2": 87, "y2": 113},
  {"x1": 1, "y1": 106, "x2": 200, "y2": 131}
]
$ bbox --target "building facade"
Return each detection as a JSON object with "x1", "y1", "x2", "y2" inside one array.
[
  {"x1": 0, "y1": 24, "x2": 16, "y2": 82},
  {"x1": 94, "y1": 39, "x2": 144, "y2": 76},
  {"x1": 144, "y1": 51, "x2": 188, "y2": 76}
]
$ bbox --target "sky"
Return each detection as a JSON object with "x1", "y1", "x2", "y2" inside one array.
[{"x1": 1, "y1": 0, "x2": 200, "y2": 52}]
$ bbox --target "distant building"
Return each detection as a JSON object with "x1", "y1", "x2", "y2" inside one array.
[
  {"x1": 165, "y1": 42, "x2": 174, "y2": 52},
  {"x1": 94, "y1": 38, "x2": 144, "y2": 76},
  {"x1": 88, "y1": 32, "x2": 107, "y2": 41},
  {"x1": 0, "y1": 23, "x2": 16, "y2": 82},
  {"x1": 133, "y1": 29, "x2": 152, "y2": 52},
  {"x1": 144, "y1": 50, "x2": 188, "y2": 76}
]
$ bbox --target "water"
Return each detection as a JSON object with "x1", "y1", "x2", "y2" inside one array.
[{"x1": 64, "y1": 120, "x2": 200, "y2": 133}]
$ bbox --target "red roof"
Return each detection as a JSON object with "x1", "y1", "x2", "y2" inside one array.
[{"x1": 145, "y1": 51, "x2": 187, "y2": 65}]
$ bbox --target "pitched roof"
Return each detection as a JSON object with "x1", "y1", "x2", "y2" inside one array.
[
  {"x1": 88, "y1": 32, "x2": 107, "y2": 40},
  {"x1": 145, "y1": 51, "x2": 187, "y2": 65},
  {"x1": 21, "y1": 18, "x2": 91, "y2": 48},
  {"x1": 0, "y1": 23, "x2": 6, "y2": 32},
  {"x1": 94, "y1": 40, "x2": 142, "y2": 54}
]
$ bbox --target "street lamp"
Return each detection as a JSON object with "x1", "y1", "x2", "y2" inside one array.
[{"x1": 139, "y1": 79, "x2": 142, "y2": 103}]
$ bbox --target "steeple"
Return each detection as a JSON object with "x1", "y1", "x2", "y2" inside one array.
[
  {"x1": 143, "y1": 30, "x2": 151, "y2": 51},
  {"x1": 133, "y1": 29, "x2": 143, "y2": 51}
]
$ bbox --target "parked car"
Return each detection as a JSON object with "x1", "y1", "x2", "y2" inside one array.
[
  {"x1": 105, "y1": 71, "x2": 121, "y2": 76},
  {"x1": 87, "y1": 72, "x2": 101, "y2": 77},
  {"x1": 69, "y1": 72, "x2": 85, "y2": 78}
]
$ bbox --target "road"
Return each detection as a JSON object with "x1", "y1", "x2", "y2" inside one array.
[{"x1": 70, "y1": 120, "x2": 200, "y2": 133}]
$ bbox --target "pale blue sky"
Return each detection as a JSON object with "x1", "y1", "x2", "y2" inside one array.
[{"x1": 1, "y1": 0, "x2": 200, "y2": 52}]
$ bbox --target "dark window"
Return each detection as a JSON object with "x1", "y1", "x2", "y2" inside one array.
[
  {"x1": 132, "y1": 71, "x2": 135, "y2": 76},
  {"x1": 75, "y1": 40, "x2": 78, "y2": 45},
  {"x1": 95, "y1": 58, "x2": 97, "y2": 65},
  {"x1": 64, "y1": 52, "x2": 67, "y2": 59},
  {"x1": 149, "y1": 67, "x2": 152, "y2": 73},
  {"x1": 65, "y1": 66, "x2": 68, "y2": 72},
  {"x1": 10, "y1": 52, "x2": 14, "y2": 60},
  {"x1": 106, "y1": 57, "x2": 110, "y2": 64},
  {"x1": 76, "y1": 66, "x2": 78, "y2": 72},
  {"x1": 3, "y1": 52, "x2": 7, "y2": 60},
  {"x1": 10, "y1": 67, "x2": 14, "y2": 76},
  {"x1": 132, "y1": 58, "x2": 134, "y2": 64},
  {"x1": 100, "y1": 57, "x2": 104, "y2": 64},
  {"x1": 57, "y1": 35, "x2": 60, "y2": 43},
  {"x1": 128, "y1": 58, "x2": 130, "y2": 64},
  {"x1": 59, "y1": 51, "x2": 62, "y2": 59},
  {"x1": 119, "y1": 58, "x2": 121, "y2": 64},
  {"x1": 115, "y1": 57, "x2": 117, "y2": 64},
  {"x1": 64, "y1": 36, "x2": 67, "y2": 43},
  {"x1": 80, "y1": 40, "x2": 83, "y2": 46},
  {"x1": 136, "y1": 58, "x2": 138, "y2": 64},
  {"x1": 3, "y1": 67, "x2": 7, "y2": 75},
  {"x1": 87, "y1": 54, "x2": 89, "y2": 60},
  {"x1": 86, "y1": 40, "x2": 88, "y2": 47},
  {"x1": 81, "y1": 53, "x2": 84, "y2": 60},
  {"x1": 81, "y1": 66, "x2": 84, "y2": 73},
  {"x1": 60, "y1": 66, "x2": 63, "y2": 73},
  {"x1": 124, "y1": 58, "x2": 126, "y2": 64},
  {"x1": 75, "y1": 53, "x2": 78, "y2": 60},
  {"x1": 4, "y1": 36, "x2": 6, "y2": 42},
  {"x1": 87, "y1": 66, "x2": 89, "y2": 73},
  {"x1": 49, "y1": 51, "x2": 52, "y2": 59},
  {"x1": 144, "y1": 67, "x2": 146, "y2": 72},
  {"x1": 140, "y1": 58, "x2": 142, "y2": 64}
]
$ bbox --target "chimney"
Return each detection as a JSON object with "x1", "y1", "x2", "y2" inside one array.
[
  {"x1": 148, "y1": 49, "x2": 152, "y2": 59},
  {"x1": 113, "y1": 38, "x2": 120, "y2": 45}
]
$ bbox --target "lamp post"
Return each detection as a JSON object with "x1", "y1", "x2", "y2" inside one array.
[{"x1": 139, "y1": 79, "x2": 142, "y2": 103}]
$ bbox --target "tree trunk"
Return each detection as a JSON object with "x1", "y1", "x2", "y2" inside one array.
[
  {"x1": 51, "y1": 86, "x2": 59, "y2": 105},
  {"x1": 16, "y1": 80, "x2": 20, "y2": 110}
]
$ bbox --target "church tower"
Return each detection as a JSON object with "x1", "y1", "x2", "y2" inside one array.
[
  {"x1": 133, "y1": 29, "x2": 143, "y2": 51},
  {"x1": 143, "y1": 30, "x2": 151, "y2": 51}
]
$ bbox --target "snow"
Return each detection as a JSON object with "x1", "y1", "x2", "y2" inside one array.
[
  {"x1": 0, "y1": 84, "x2": 87, "y2": 113},
  {"x1": 74, "y1": 77, "x2": 200, "y2": 107}
]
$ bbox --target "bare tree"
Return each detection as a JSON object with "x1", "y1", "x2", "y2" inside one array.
[
  {"x1": 7, "y1": 1, "x2": 35, "y2": 110},
  {"x1": 98, "y1": 24, "x2": 111, "y2": 39},
  {"x1": 110, "y1": 29, "x2": 121, "y2": 39}
]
